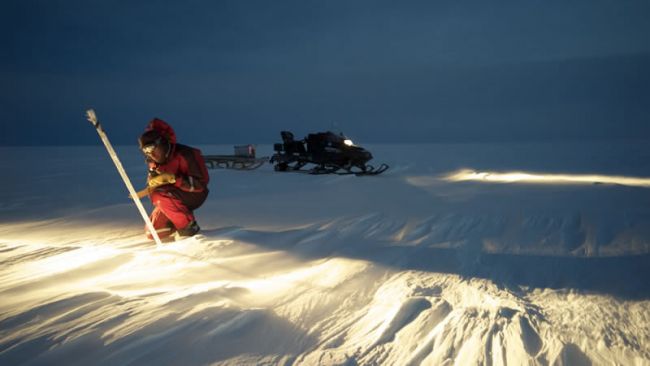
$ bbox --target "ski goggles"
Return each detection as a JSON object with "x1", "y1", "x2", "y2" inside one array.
[
  {"x1": 141, "y1": 136, "x2": 163, "y2": 155},
  {"x1": 141, "y1": 144, "x2": 157, "y2": 154}
]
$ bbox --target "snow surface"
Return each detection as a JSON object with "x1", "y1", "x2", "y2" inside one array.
[{"x1": 1, "y1": 141, "x2": 650, "y2": 365}]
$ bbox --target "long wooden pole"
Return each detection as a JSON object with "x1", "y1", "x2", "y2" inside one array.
[{"x1": 86, "y1": 109, "x2": 163, "y2": 247}]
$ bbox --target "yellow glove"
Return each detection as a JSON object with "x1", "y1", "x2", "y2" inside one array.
[{"x1": 148, "y1": 173, "x2": 176, "y2": 188}]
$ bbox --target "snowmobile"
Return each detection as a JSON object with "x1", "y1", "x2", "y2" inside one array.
[
  {"x1": 270, "y1": 131, "x2": 389, "y2": 176},
  {"x1": 203, "y1": 145, "x2": 268, "y2": 170}
]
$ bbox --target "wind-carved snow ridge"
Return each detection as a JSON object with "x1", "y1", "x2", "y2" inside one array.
[
  {"x1": 1, "y1": 218, "x2": 648, "y2": 366},
  {"x1": 1, "y1": 143, "x2": 650, "y2": 365},
  {"x1": 297, "y1": 271, "x2": 608, "y2": 366}
]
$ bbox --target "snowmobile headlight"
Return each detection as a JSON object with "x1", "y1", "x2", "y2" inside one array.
[{"x1": 343, "y1": 139, "x2": 354, "y2": 146}]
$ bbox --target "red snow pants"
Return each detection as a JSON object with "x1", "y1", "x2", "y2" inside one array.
[{"x1": 146, "y1": 186, "x2": 208, "y2": 239}]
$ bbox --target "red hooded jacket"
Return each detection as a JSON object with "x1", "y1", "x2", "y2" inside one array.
[{"x1": 144, "y1": 118, "x2": 209, "y2": 192}]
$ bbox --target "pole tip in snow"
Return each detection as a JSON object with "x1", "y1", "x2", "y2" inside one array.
[{"x1": 86, "y1": 109, "x2": 99, "y2": 127}]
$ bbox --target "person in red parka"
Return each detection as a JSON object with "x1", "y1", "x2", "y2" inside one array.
[{"x1": 138, "y1": 118, "x2": 209, "y2": 239}]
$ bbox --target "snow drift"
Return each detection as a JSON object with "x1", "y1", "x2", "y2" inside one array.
[{"x1": 1, "y1": 141, "x2": 649, "y2": 365}]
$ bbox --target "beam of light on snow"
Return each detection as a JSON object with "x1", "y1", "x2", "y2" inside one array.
[
  {"x1": 439, "y1": 169, "x2": 650, "y2": 187},
  {"x1": 242, "y1": 258, "x2": 370, "y2": 298}
]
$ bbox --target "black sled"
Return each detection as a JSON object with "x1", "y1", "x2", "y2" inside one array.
[
  {"x1": 204, "y1": 145, "x2": 268, "y2": 170},
  {"x1": 270, "y1": 131, "x2": 389, "y2": 176}
]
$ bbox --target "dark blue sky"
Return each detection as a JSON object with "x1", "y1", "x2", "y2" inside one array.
[{"x1": 2, "y1": 0, "x2": 649, "y2": 145}]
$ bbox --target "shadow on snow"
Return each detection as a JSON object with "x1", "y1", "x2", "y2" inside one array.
[{"x1": 210, "y1": 226, "x2": 650, "y2": 301}]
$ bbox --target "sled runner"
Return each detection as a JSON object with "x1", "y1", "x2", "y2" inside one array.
[{"x1": 203, "y1": 145, "x2": 268, "y2": 170}]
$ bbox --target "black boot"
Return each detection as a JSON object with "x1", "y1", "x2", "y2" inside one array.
[{"x1": 177, "y1": 221, "x2": 200, "y2": 237}]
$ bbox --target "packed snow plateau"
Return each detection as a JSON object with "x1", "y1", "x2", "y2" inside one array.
[{"x1": 1, "y1": 141, "x2": 649, "y2": 365}]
